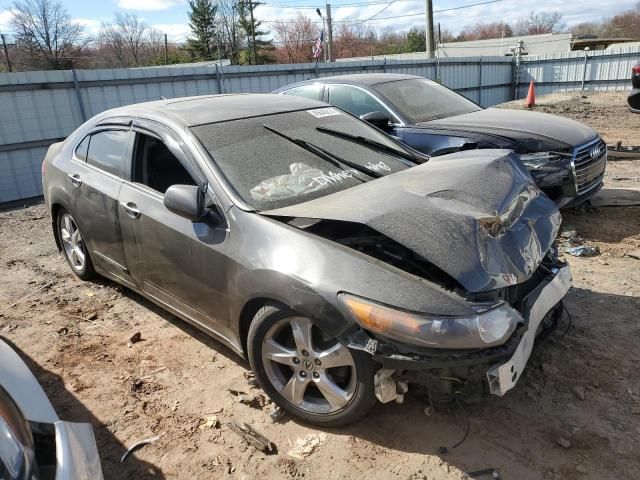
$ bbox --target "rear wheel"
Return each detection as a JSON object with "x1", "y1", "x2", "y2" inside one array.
[
  {"x1": 57, "y1": 210, "x2": 95, "y2": 280},
  {"x1": 247, "y1": 303, "x2": 376, "y2": 427}
]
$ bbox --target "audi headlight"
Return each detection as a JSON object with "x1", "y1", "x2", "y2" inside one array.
[
  {"x1": 339, "y1": 294, "x2": 522, "y2": 349},
  {"x1": 519, "y1": 152, "x2": 564, "y2": 169}
]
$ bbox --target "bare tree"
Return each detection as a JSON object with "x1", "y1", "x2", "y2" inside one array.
[
  {"x1": 11, "y1": 0, "x2": 86, "y2": 69},
  {"x1": 273, "y1": 13, "x2": 319, "y2": 63},
  {"x1": 100, "y1": 13, "x2": 148, "y2": 67},
  {"x1": 457, "y1": 21, "x2": 513, "y2": 41},
  {"x1": 215, "y1": 0, "x2": 243, "y2": 64},
  {"x1": 515, "y1": 11, "x2": 566, "y2": 36},
  {"x1": 333, "y1": 22, "x2": 376, "y2": 59}
]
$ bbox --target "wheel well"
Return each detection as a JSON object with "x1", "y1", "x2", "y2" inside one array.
[
  {"x1": 50, "y1": 203, "x2": 64, "y2": 251},
  {"x1": 238, "y1": 297, "x2": 288, "y2": 355}
]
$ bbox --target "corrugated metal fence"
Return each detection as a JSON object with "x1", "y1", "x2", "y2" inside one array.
[{"x1": 0, "y1": 47, "x2": 638, "y2": 204}]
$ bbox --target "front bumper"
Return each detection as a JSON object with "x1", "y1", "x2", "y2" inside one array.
[
  {"x1": 368, "y1": 265, "x2": 572, "y2": 396},
  {"x1": 486, "y1": 265, "x2": 571, "y2": 395}
]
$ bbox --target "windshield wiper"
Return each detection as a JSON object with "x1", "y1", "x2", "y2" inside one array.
[
  {"x1": 315, "y1": 126, "x2": 426, "y2": 164},
  {"x1": 262, "y1": 124, "x2": 382, "y2": 179}
]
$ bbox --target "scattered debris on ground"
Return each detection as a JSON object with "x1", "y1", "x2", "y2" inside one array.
[
  {"x1": 287, "y1": 433, "x2": 327, "y2": 459},
  {"x1": 120, "y1": 434, "x2": 163, "y2": 463},
  {"x1": 228, "y1": 421, "x2": 276, "y2": 454}
]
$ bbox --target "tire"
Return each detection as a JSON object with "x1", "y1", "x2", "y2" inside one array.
[
  {"x1": 247, "y1": 303, "x2": 377, "y2": 427},
  {"x1": 57, "y1": 209, "x2": 96, "y2": 280}
]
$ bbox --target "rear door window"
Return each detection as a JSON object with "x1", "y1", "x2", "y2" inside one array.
[{"x1": 86, "y1": 130, "x2": 128, "y2": 177}]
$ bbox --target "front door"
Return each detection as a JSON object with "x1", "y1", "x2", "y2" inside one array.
[{"x1": 117, "y1": 123, "x2": 232, "y2": 340}]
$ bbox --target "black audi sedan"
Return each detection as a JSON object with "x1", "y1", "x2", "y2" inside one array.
[
  {"x1": 42, "y1": 94, "x2": 571, "y2": 426},
  {"x1": 274, "y1": 73, "x2": 607, "y2": 208}
]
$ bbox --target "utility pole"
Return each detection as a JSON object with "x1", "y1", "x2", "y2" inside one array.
[
  {"x1": 164, "y1": 33, "x2": 168, "y2": 65},
  {"x1": 425, "y1": 0, "x2": 434, "y2": 58},
  {"x1": 326, "y1": 3, "x2": 333, "y2": 62},
  {"x1": 1, "y1": 34, "x2": 11, "y2": 72},
  {"x1": 249, "y1": 0, "x2": 257, "y2": 65}
]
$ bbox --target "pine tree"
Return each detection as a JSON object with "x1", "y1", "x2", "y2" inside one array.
[
  {"x1": 237, "y1": 0, "x2": 274, "y2": 65},
  {"x1": 186, "y1": 0, "x2": 218, "y2": 61}
]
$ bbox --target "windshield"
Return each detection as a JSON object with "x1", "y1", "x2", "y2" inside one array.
[
  {"x1": 191, "y1": 107, "x2": 414, "y2": 210},
  {"x1": 373, "y1": 78, "x2": 481, "y2": 123}
]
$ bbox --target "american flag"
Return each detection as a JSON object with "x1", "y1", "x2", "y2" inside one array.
[{"x1": 312, "y1": 30, "x2": 324, "y2": 60}]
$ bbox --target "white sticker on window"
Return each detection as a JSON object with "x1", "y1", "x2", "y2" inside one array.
[{"x1": 307, "y1": 107, "x2": 341, "y2": 118}]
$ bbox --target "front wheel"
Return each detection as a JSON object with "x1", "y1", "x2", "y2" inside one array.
[{"x1": 247, "y1": 303, "x2": 377, "y2": 427}]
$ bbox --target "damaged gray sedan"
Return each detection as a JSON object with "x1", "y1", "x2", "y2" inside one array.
[{"x1": 42, "y1": 94, "x2": 571, "y2": 426}]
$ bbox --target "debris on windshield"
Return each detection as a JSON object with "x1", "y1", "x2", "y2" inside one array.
[
  {"x1": 287, "y1": 433, "x2": 327, "y2": 459},
  {"x1": 228, "y1": 421, "x2": 276, "y2": 454},
  {"x1": 250, "y1": 163, "x2": 329, "y2": 202},
  {"x1": 565, "y1": 246, "x2": 600, "y2": 257}
]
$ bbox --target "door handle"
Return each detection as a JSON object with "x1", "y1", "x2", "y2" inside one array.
[
  {"x1": 68, "y1": 173, "x2": 82, "y2": 187},
  {"x1": 120, "y1": 201, "x2": 141, "y2": 218}
]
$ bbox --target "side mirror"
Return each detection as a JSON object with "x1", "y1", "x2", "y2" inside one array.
[
  {"x1": 360, "y1": 111, "x2": 392, "y2": 130},
  {"x1": 164, "y1": 184, "x2": 205, "y2": 222}
]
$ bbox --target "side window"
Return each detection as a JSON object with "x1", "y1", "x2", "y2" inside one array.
[
  {"x1": 283, "y1": 84, "x2": 323, "y2": 101},
  {"x1": 75, "y1": 135, "x2": 90, "y2": 161},
  {"x1": 86, "y1": 130, "x2": 128, "y2": 176},
  {"x1": 328, "y1": 85, "x2": 388, "y2": 117},
  {"x1": 132, "y1": 133, "x2": 197, "y2": 194}
]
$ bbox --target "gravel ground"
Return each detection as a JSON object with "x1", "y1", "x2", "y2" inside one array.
[{"x1": 0, "y1": 91, "x2": 639, "y2": 480}]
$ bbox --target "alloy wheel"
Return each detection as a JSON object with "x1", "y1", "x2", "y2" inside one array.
[
  {"x1": 60, "y1": 214, "x2": 86, "y2": 272},
  {"x1": 261, "y1": 316, "x2": 357, "y2": 414}
]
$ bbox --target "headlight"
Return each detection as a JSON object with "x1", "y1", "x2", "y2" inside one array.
[
  {"x1": 519, "y1": 152, "x2": 564, "y2": 169},
  {"x1": 339, "y1": 294, "x2": 522, "y2": 349}
]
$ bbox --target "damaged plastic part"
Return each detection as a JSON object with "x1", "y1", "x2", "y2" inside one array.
[
  {"x1": 374, "y1": 369, "x2": 408, "y2": 404},
  {"x1": 340, "y1": 293, "x2": 522, "y2": 349}
]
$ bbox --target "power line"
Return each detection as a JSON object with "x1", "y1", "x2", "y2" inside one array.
[{"x1": 261, "y1": 0, "x2": 505, "y2": 24}]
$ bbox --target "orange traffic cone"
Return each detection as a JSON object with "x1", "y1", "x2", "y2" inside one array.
[{"x1": 524, "y1": 80, "x2": 535, "y2": 108}]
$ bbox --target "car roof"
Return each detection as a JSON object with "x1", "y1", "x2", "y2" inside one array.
[
  {"x1": 274, "y1": 73, "x2": 424, "y2": 91},
  {"x1": 100, "y1": 93, "x2": 329, "y2": 126}
]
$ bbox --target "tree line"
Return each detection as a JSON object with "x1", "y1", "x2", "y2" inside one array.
[{"x1": 2, "y1": 0, "x2": 640, "y2": 72}]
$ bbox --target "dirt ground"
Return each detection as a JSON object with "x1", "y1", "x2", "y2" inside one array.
[{"x1": 1, "y1": 91, "x2": 639, "y2": 480}]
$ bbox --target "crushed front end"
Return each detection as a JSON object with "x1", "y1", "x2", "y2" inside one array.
[{"x1": 344, "y1": 249, "x2": 571, "y2": 404}]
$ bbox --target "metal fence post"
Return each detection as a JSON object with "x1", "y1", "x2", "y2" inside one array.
[
  {"x1": 478, "y1": 56, "x2": 483, "y2": 107},
  {"x1": 215, "y1": 64, "x2": 223, "y2": 94},
  {"x1": 580, "y1": 50, "x2": 589, "y2": 90},
  {"x1": 71, "y1": 69, "x2": 87, "y2": 122}
]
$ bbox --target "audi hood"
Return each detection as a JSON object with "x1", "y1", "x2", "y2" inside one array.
[
  {"x1": 420, "y1": 108, "x2": 598, "y2": 151},
  {"x1": 263, "y1": 149, "x2": 561, "y2": 293}
]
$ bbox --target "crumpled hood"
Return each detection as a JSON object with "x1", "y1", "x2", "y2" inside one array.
[
  {"x1": 263, "y1": 149, "x2": 561, "y2": 293},
  {"x1": 420, "y1": 108, "x2": 597, "y2": 150}
]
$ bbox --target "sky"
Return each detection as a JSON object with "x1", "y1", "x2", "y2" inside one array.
[{"x1": 0, "y1": 0, "x2": 636, "y2": 43}]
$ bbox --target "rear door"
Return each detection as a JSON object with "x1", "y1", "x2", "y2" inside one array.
[
  {"x1": 67, "y1": 125, "x2": 134, "y2": 285},
  {"x1": 117, "y1": 120, "x2": 232, "y2": 340}
]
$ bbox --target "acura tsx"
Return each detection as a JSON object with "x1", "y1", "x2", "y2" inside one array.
[{"x1": 42, "y1": 94, "x2": 571, "y2": 426}]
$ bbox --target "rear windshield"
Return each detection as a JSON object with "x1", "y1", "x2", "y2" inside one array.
[
  {"x1": 191, "y1": 107, "x2": 414, "y2": 210},
  {"x1": 374, "y1": 78, "x2": 481, "y2": 123}
]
